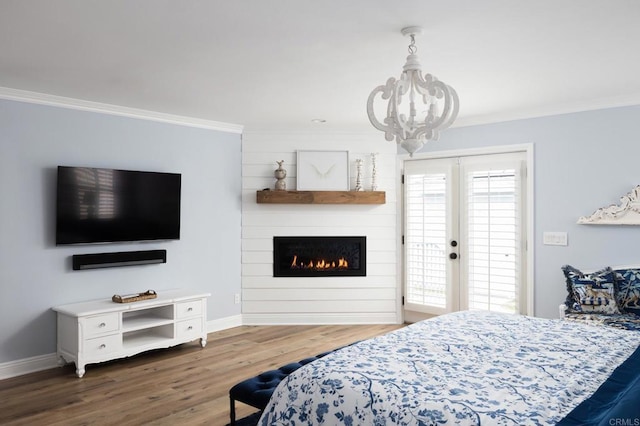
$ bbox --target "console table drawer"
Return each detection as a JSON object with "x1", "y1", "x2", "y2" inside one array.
[
  {"x1": 84, "y1": 334, "x2": 121, "y2": 356},
  {"x1": 176, "y1": 318, "x2": 202, "y2": 340},
  {"x1": 176, "y1": 300, "x2": 202, "y2": 318},
  {"x1": 82, "y1": 313, "x2": 119, "y2": 337}
]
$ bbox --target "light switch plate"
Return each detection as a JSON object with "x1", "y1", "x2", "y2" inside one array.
[{"x1": 543, "y1": 232, "x2": 568, "y2": 246}]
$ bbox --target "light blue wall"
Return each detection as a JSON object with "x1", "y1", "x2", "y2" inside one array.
[
  {"x1": 3, "y1": 98, "x2": 638, "y2": 364},
  {"x1": 413, "y1": 105, "x2": 640, "y2": 319},
  {"x1": 0, "y1": 99, "x2": 241, "y2": 363}
]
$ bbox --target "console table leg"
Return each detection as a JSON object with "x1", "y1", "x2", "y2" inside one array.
[
  {"x1": 200, "y1": 337, "x2": 207, "y2": 348},
  {"x1": 76, "y1": 366, "x2": 85, "y2": 378}
]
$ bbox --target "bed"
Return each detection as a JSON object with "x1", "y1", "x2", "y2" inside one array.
[{"x1": 258, "y1": 310, "x2": 640, "y2": 425}]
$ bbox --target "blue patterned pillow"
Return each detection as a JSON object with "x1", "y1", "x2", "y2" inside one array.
[
  {"x1": 561, "y1": 265, "x2": 621, "y2": 314},
  {"x1": 613, "y1": 268, "x2": 640, "y2": 315}
]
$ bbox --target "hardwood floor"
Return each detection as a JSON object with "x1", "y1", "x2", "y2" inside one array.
[{"x1": 0, "y1": 324, "x2": 404, "y2": 426}]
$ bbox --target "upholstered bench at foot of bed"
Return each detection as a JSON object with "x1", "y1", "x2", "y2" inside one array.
[{"x1": 228, "y1": 350, "x2": 334, "y2": 425}]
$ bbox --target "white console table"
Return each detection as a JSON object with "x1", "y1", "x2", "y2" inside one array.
[{"x1": 53, "y1": 289, "x2": 210, "y2": 378}]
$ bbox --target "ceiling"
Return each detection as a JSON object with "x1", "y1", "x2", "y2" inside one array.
[{"x1": 1, "y1": 0, "x2": 640, "y2": 132}]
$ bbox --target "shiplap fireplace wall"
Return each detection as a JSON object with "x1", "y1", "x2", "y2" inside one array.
[{"x1": 241, "y1": 132, "x2": 400, "y2": 324}]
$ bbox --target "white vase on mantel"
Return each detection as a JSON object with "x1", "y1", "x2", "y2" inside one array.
[
  {"x1": 354, "y1": 159, "x2": 364, "y2": 191},
  {"x1": 274, "y1": 160, "x2": 287, "y2": 191},
  {"x1": 371, "y1": 153, "x2": 378, "y2": 191}
]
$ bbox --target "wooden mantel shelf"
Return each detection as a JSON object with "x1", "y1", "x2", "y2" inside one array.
[{"x1": 256, "y1": 190, "x2": 386, "y2": 205}]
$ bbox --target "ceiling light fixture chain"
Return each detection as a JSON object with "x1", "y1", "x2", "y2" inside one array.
[
  {"x1": 407, "y1": 34, "x2": 417, "y2": 55},
  {"x1": 366, "y1": 26, "x2": 459, "y2": 157}
]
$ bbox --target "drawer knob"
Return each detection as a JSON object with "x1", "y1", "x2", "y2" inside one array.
[
  {"x1": 99, "y1": 322, "x2": 106, "y2": 328},
  {"x1": 99, "y1": 344, "x2": 106, "y2": 349},
  {"x1": 187, "y1": 326, "x2": 193, "y2": 330},
  {"x1": 187, "y1": 307, "x2": 193, "y2": 312}
]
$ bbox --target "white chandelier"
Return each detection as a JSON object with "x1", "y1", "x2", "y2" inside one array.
[{"x1": 367, "y1": 26, "x2": 459, "y2": 156}]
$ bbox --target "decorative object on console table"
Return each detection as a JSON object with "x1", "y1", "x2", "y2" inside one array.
[
  {"x1": 354, "y1": 158, "x2": 364, "y2": 191},
  {"x1": 296, "y1": 150, "x2": 349, "y2": 190},
  {"x1": 274, "y1": 160, "x2": 287, "y2": 191},
  {"x1": 52, "y1": 289, "x2": 210, "y2": 378},
  {"x1": 112, "y1": 290, "x2": 157, "y2": 303},
  {"x1": 256, "y1": 190, "x2": 385, "y2": 204}
]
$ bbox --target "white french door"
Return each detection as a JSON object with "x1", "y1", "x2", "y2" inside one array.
[{"x1": 403, "y1": 152, "x2": 527, "y2": 316}]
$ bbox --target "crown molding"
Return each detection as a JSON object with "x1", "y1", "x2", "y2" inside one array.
[
  {"x1": 454, "y1": 94, "x2": 640, "y2": 128},
  {"x1": 0, "y1": 87, "x2": 244, "y2": 134}
]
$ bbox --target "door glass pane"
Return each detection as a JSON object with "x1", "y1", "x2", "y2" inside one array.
[
  {"x1": 466, "y1": 168, "x2": 519, "y2": 314},
  {"x1": 405, "y1": 173, "x2": 447, "y2": 309}
]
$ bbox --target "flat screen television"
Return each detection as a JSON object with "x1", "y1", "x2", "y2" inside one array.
[{"x1": 56, "y1": 166, "x2": 181, "y2": 245}]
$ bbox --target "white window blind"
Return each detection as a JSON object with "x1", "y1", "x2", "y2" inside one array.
[
  {"x1": 464, "y1": 167, "x2": 520, "y2": 314},
  {"x1": 405, "y1": 172, "x2": 448, "y2": 310}
]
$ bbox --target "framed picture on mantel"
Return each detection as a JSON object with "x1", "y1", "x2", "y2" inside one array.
[{"x1": 296, "y1": 150, "x2": 350, "y2": 191}]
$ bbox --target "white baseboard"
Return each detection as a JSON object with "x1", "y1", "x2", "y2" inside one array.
[
  {"x1": 0, "y1": 314, "x2": 244, "y2": 381},
  {"x1": 207, "y1": 314, "x2": 243, "y2": 332},
  {"x1": 242, "y1": 312, "x2": 399, "y2": 325},
  {"x1": 0, "y1": 353, "x2": 60, "y2": 380}
]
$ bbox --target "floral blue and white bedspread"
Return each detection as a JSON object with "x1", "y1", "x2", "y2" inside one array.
[{"x1": 259, "y1": 310, "x2": 640, "y2": 425}]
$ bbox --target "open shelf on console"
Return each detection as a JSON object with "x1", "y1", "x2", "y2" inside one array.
[
  {"x1": 122, "y1": 305, "x2": 174, "y2": 332},
  {"x1": 123, "y1": 324, "x2": 174, "y2": 349}
]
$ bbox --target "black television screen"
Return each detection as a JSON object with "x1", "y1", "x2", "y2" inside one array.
[{"x1": 56, "y1": 166, "x2": 181, "y2": 245}]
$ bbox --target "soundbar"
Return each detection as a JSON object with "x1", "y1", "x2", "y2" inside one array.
[{"x1": 72, "y1": 250, "x2": 167, "y2": 270}]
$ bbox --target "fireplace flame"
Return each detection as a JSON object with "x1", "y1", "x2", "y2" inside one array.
[{"x1": 290, "y1": 254, "x2": 349, "y2": 270}]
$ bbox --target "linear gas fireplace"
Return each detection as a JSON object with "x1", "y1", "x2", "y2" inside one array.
[{"x1": 273, "y1": 236, "x2": 366, "y2": 277}]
